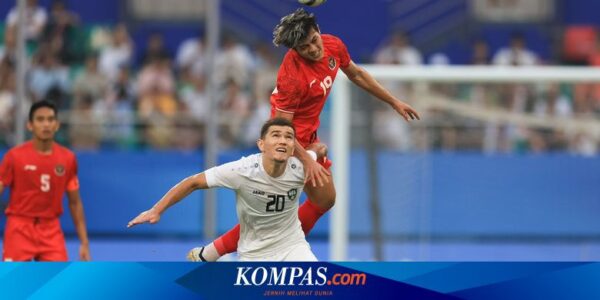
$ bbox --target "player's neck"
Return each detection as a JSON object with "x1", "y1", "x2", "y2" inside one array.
[
  {"x1": 262, "y1": 156, "x2": 286, "y2": 178},
  {"x1": 32, "y1": 138, "x2": 54, "y2": 154}
]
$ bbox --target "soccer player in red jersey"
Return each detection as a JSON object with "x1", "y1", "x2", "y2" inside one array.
[
  {"x1": 0, "y1": 101, "x2": 91, "y2": 261},
  {"x1": 196, "y1": 8, "x2": 419, "y2": 261}
]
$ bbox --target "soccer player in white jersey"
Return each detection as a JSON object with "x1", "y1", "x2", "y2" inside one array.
[{"x1": 127, "y1": 118, "x2": 319, "y2": 261}]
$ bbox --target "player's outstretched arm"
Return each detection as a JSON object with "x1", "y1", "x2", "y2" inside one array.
[
  {"x1": 341, "y1": 61, "x2": 420, "y2": 122},
  {"x1": 273, "y1": 111, "x2": 330, "y2": 187},
  {"x1": 127, "y1": 173, "x2": 209, "y2": 228}
]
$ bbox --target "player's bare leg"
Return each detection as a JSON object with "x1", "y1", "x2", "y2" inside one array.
[
  {"x1": 299, "y1": 167, "x2": 335, "y2": 233},
  {"x1": 303, "y1": 143, "x2": 335, "y2": 209},
  {"x1": 304, "y1": 171, "x2": 335, "y2": 210}
]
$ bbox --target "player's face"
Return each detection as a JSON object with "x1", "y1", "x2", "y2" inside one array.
[
  {"x1": 27, "y1": 107, "x2": 59, "y2": 141},
  {"x1": 259, "y1": 125, "x2": 295, "y2": 163},
  {"x1": 295, "y1": 27, "x2": 324, "y2": 62}
]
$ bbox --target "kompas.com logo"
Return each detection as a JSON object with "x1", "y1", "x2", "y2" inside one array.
[{"x1": 233, "y1": 266, "x2": 366, "y2": 286}]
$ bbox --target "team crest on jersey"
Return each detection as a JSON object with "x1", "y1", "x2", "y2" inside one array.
[
  {"x1": 287, "y1": 188, "x2": 298, "y2": 201},
  {"x1": 54, "y1": 165, "x2": 65, "y2": 176},
  {"x1": 328, "y1": 56, "x2": 336, "y2": 70}
]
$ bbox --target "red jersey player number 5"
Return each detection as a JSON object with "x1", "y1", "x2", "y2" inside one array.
[{"x1": 0, "y1": 101, "x2": 90, "y2": 262}]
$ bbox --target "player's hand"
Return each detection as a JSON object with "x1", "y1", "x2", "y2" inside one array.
[
  {"x1": 79, "y1": 243, "x2": 91, "y2": 261},
  {"x1": 306, "y1": 142, "x2": 328, "y2": 160},
  {"x1": 392, "y1": 101, "x2": 420, "y2": 122},
  {"x1": 303, "y1": 157, "x2": 330, "y2": 188},
  {"x1": 127, "y1": 209, "x2": 161, "y2": 228}
]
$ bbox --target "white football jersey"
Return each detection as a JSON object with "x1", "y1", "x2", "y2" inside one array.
[{"x1": 205, "y1": 153, "x2": 309, "y2": 260}]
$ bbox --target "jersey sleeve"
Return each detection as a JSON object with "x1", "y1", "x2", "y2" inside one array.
[
  {"x1": 335, "y1": 36, "x2": 351, "y2": 68},
  {"x1": 66, "y1": 155, "x2": 80, "y2": 192},
  {"x1": 271, "y1": 56, "x2": 307, "y2": 114},
  {"x1": 0, "y1": 151, "x2": 14, "y2": 187},
  {"x1": 204, "y1": 159, "x2": 245, "y2": 190}
]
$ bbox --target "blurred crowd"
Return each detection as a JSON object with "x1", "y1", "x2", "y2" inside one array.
[
  {"x1": 0, "y1": 0, "x2": 276, "y2": 151},
  {"x1": 1, "y1": 0, "x2": 600, "y2": 155},
  {"x1": 367, "y1": 30, "x2": 600, "y2": 156}
]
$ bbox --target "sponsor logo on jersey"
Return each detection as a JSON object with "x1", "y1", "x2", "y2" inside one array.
[
  {"x1": 24, "y1": 165, "x2": 37, "y2": 171},
  {"x1": 287, "y1": 188, "x2": 298, "y2": 201},
  {"x1": 253, "y1": 190, "x2": 265, "y2": 196},
  {"x1": 55, "y1": 165, "x2": 65, "y2": 176},
  {"x1": 328, "y1": 56, "x2": 336, "y2": 70}
]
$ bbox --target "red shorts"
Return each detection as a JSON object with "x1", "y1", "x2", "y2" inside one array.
[{"x1": 2, "y1": 215, "x2": 67, "y2": 261}]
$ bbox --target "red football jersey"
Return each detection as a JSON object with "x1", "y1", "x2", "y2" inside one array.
[
  {"x1": 270, "y1": 34, "x2": 351, "y2": 147},
  {"x1": 0, "y1": 141, "x2": 79, "y2": 218}
]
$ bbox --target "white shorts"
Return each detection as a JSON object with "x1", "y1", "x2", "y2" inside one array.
[
  {"x1": 281, "y1": 243, "x2": 317, "y2": 261},
  {"x1": 239, "y1": 242, "x2": 317, "y2": 262}
]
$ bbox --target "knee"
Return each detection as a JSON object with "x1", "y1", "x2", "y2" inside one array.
[
  {"x1": 323, "y1": 199, "x2": 335, "y2": 211},
  {"x1": 306, "y1": 184, "x2": 336, "y2": 211}
]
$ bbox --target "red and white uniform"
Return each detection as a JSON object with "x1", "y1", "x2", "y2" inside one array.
[
  {"x1": 0, "y1": 141, "x2": 80, "y2": 261},
  {"x1": 270, "y1": 34, "x2": 351, "y2": 148}
]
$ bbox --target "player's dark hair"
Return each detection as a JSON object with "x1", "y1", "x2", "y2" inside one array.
[
  {"x1": 29, "y1": 100, "x2": 58, "y2": 121},
  {"x1": 260, "y1": 118, "x2": 296, "y2": 139},
  {"x1": 273, "y1": 8, "x2": 318, "y2": 49}
]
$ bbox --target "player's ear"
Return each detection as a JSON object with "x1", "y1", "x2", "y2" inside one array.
[
  {"x1": 26, "y1": 121, "x2": 33, "y2": 132},
  {"x1": 257, "y1": 139, "x2": 265, "y2": 152}
]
